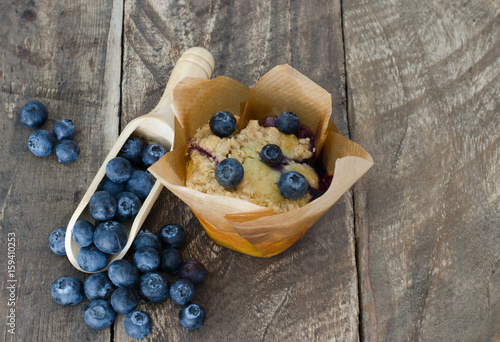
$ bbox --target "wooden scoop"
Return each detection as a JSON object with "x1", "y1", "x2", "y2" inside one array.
[{"x1": 65, "y1": 47, "x2": 214, "y2": 273}]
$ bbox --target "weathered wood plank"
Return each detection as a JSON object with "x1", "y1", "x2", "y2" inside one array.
[
  {"x1": 118, "y1": 0, "x2": 356, "y2": 341},
  {"x1": 343, "y1": 0, "x2": 500, "y2": 341},
  {"x1": 0, "y1": 0, "x2": 122, "y2": 341}
]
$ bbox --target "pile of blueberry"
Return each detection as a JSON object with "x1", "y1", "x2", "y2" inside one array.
[
  {"x1": 20, "y1": 100, "x2": 80, "y2": 164},
  {"x1": 50, "y1": 224, "x2": 207, "y2": 338}
]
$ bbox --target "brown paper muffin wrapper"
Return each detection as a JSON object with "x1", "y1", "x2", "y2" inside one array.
[{"x1": 149, "y1": 65, "x2": 373, "y2": 257}]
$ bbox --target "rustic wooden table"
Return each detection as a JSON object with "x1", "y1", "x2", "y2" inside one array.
[{"x1": 1, "y1": 1, "x2": 498, "y2": 341}]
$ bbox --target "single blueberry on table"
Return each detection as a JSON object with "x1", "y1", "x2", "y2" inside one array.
[
  {"x1": 132, "y1": 229, "x2": 161, "y2": 252},
  {"x1": 28, "y1": 129, "x2": 55, "y2": 157},
  {"x1": 126, "y1": 170, "x2": 154, "y2": 200},
  {"x1": 159, "y1": 224, "x2": 186, "y2": 249},
  {"x1": 139, "y1": 271, "x2": 169, "y2": 303},
  {"x1": 72, "y1": 220, "x2": 95, "y2": 247},
  {"x1": 119, "y1": 136, "x2": 145, "y2": 165},
  {"x1": 84, "y1": 299, "x2": 115, "y2": 330},
  {"x1": 98, "y1": 177, "x2": 125, "y2": 197},
  {"x1": 111, "y1": 287, "x2": 139, "y2": 315},
  {"x1": 106, "y1": 157, "x2": 133, "y2": 184},
  {"x1": 214, "y1": 158, "x2": 244, "y2": 189},
  {"x1": 115, "y1": 191, "x2": 141, "y2": 221},
  {"x1": 260, "y1": 144, "x2": 283, "y2": 167},
  {"x1": 52, "y1": 119, "x2": 76, "y2": 140},
  {"x1": 133, "y1": 247, "x2": 160, "y2": 273},
  {"x1": 276, "y1": 111, "x2": 300, "y2": 135},
  {"x1": 142, "y1": 144, "x2": 167, "y2": 167},
  {"x1": 94, "y1": 221, "x2": 128, "y2": 254},
  {"x1": 88, "y1": 191, "x2": 117, "y2": 221},
  {"x1": 124, "y1": 310, "x2": 153, "y2": 339},
  {"x1": 179, "y1": 303, "x2": 206, "y2": 330},
  {"x1": 170, "y1": 279, "x2": 195, "y2": 305},
  {"x1": 49, "y1": 227, "x2": 66, "y2": 256},
  {"x1": 84, "y1": 273, "x2": 114, "y2": 300},
  {"x1": 107, "y1": 260, "x2": 140, "y2": 288},
  {"x1": 77, "y1": 244, "x2": 109, "y2": 272},
  {"x1": 56, "y1": 140, "x2": 80, "y2": 164},
  {"x1": 278, "y1": 171, "x2": 309, "y2": 200},
  {"x1": 209, "y1": 111, "x2": 237, "y2": 137},
  {"x1": 179, "y1": 260, "x2": 207, "y2": 285},
  {"x1": 51, "y1": 276, "x2": 83, "y2": 306},
  {"x1": 160, "y1": 248, "x2": 183, "y2": 275},
  {"x1": 20, "y1": 100, "x2": 48, "y2": 129}
]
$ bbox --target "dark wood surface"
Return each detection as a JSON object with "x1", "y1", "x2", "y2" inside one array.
[{"x1": 0, "y1": 0, "x2": 498, "y2": 342}]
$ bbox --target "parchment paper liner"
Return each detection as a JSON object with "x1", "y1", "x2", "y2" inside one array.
[{"x1": 149, "y1": 65, "x2": 373, "y2": 257}]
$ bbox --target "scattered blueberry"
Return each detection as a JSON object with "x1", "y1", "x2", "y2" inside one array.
[
  {"x1": 179, "y1": 303, "x2": 205, "y2": 330},
  {"x1": 142, "y1": 144, "x2": 167, "y2": 168},
  {"x1": 88, "y1": 191, "x2": 117, "y2": 221},
  {"x1": 94, "y1": 221, "x2": 128, "y2": 254},
  {"x1": 106, "y1": 157, "x2": 133, "y2": 184},
  {"x1": 84, "y1": 299, "x2": 115, "y2": 330},
  {"x1": 49, "y1": 227, "x2": 66, "y2": 256},
  {"x1": 72, "y1": 220, "x2": 95, "y2": 247},
  {"x1": 133, "y1": 247, "x2": 160, "y2": 273},
  {"x1": 77, "y1": 244, "x2": 109, "y2": 272},
  {"x1": 51, "y1": 276, "x2": 84, "y2": 306},
  {"x1": 53, "y1": 119, "x2": 76, "y2": 140},
  {"x1": 278, "y1": 171, "x2": 309, "y2": 200},
  {"x1": 111, "y1": 287, "x2": 139, "y2": 315},
  {"x1": 98, "y1": 177, "x2": 125, "y2": 196},
  {"x1": 159, "y1": 224, "x2": 186, "y2": 249},
  {"x1": 179, "y1": 260, "x2": 207, "y2": 285},
  {"x1": 107, "y1": 260, "x2": 140, "y2": 288},
  {"x1": 126, "y1": 170, "x2": 154, "y2": 200},
  {"x1": 209, "y1": 111, "x2": 237, "y2": 137},
  {"x1": 119, "y1": 137, "x2": 145, "y2": 165},
  {"x1": 132, "y1": 230, "x2": 161, "y2": 252},
  {"x1": 84, "y1": 273, "x2": 114, "y2": 300},
  {"x1": 115, "y1": 192, "x2": 141, "y2": 221},
  {"x1": 56, "y1": 140, "x2": 80, "y2": 164},
  {"x1": 20, "y1": 100, "x2": 48, "y2": 129},
  {"x1": 170, "y1": 279, "x2": 195, "y2": 305},
  {"x1": 260, "y1": 144, "x2": 283, "y2": 167},
  {"x1": 28, "y1": 129, "x2": 55, "y2": 157},
  {"x1": 124, "y1": 310, "x2": 153, "y2": 339},
  {"x1": 139, "y1": 272, "x2": 169, "y2": 303},
  {"x1": 160, "y1": 248, "x2": 183, "y2": 275},
  {"x1": 214, "y1": 158, "x2": 244, "y2": 189},
  {"x1": 276, "y1": 112, "x2": 300, "y2": 135}
]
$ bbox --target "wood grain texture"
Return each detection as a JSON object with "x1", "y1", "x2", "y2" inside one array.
[
  {"x1": 117, "y1": 0, "x2": 357, "y2": 341},
  {"x1": 0, "y1": 0, "x2": 122, "y2": 341},
  {"x1": 343, "y1": 0, "x2": 500, "y2": 341}
]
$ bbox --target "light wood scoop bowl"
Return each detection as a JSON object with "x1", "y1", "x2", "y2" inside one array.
[{"x1": 65, "y1": 47, "x2": 214, "y2": 273}]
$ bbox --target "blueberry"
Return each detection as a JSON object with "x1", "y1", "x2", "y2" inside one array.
[
  {"x1": 179, "y1": 260, "x2": 207, "y2": 285},
  {"x1": 55, "y1": 140, "x2": 80, "y2": 164},
  {"x1": 84, "y1": 299, "x2": 115, "y2": 330},
  {"x1": 51, "y1": 276, "x2": 84, "y2": 306},
  {"x1": 49, "y1": 227, "x2": 66, "y2": 256},
  {"x1": 214, "y1": 158, "x2": 244, "y2": 189},
  {"x1": 77, "y1": 245, "x2": 109, "y2": 272},
  {"x1": 106, "y1": 157, "x2": 133, "y2": 184},
  {"x1": 94, "y1": 221, "x2": 128, "y2": 254},
  {"x1": 160, "y1": 248, "x2": 183, "y2": 275},
  {"x1": 132, "y1": 230, "x2": 161, "y2": 252},
  {"x1": 260, "y1": 144, "x2": 283, "y2": 166},
  {"x1": 119, "y1": 137, "x2": 145, "y2": 165},
  {"x1": 133, "y1": 247, "x2": 160, "y2": 273},
  {"x1": 278, "y1": 171, "x2": 309, "y2": 200},
  {"x1": 115, "y1": 192, "x2": 141, "y2": 221},
  {"x1": 28, "y1": 129, "x2": 55, "y2": 157},
  {"x1": 170, "y1": 279, "x2": 195, "y2": 305},
  {"x1": 98, "y1": 177, "x2": 125, "y2": 196},
  {"x1": 179, "y1": 303, "x2": 206, "y2": 330},
  {"x1": 276, "y1": 112, "x2": 300, "y2": 135},
  {"x1": 111, "y1": 287, "x2": 139, "y2": 315},
  {"x1": 159, "y1": 224, "x2": 186, "y2": 249},
  {"x1": 20, "y1": 100, "x2": 48, "y2": 129},
  {"x1": 53, "y1": 119, "x2": 76, "y2": 140},
  {"x1": 209, "y1": 111, "x2": 237, "y2": 137},
  {"x1": 107, "y1": 260, "x2": 140, "y2": 288},
  {"x1": 142, "y1": 144, "x2": 167, "y2": 167},
  {"x1": 72, "y1": 220, "x2": 95, "y2": 247},
  {"x1": 139, "y1": 272, "x2": 169, "y2": 303},
  {"x1": 124, "y1": 310, "x2": 153, "y2": 339},
  {"x1": 84, "y1": 273, "x2": 114, "y2": 300},
  {"x1": 88, "y1": 191, "x2": 117, "y2": 221},
  {"x1": 126, "y1": 170, "x2": 154, "y2": 200}
]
